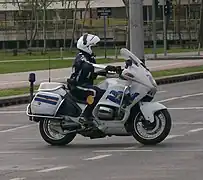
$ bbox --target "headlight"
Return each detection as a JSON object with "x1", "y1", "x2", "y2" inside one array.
[{"x1": 147, "y1": 75, "x2": 157, "y2": 87}]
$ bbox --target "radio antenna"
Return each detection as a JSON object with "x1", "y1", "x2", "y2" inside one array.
[{"x1": 48, "y1": 56, "x2": 51, "y2": 82}]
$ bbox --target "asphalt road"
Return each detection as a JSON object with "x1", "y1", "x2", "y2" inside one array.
[
  {"x1": 1, "y1": 59, "x2": 203, "y2": 89},
  {"x1": 0, "y1": 79, "x2": 203, "y2": 180}
]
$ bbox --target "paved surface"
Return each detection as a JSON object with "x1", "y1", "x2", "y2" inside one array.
[
  {"x1": 1, "y1": 59, "x2": 203, "y2": 89},
  {"x1": 0, "y1": 79, "x2": 203, "y2": 179}
]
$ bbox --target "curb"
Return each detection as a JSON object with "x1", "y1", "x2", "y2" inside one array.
[
  {"x1": 1, "y1": 72, "x2": 203, "y2": 108},
  {"x1": 0, "y1": 94, "x2": 30, "y2": 107},
  {"x1": 155, "y1": 71, "x2": 203, "y2": 85},
  {"x1": 147, "y1": 56, "x2": 203, "y2": 60}
]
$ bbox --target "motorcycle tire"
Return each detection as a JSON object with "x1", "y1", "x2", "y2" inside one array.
[
  {"x1": 39, "y1": 118, "x2": 76, "y2": 146},
  {"x1": 131, "y1": 109, "x2": 172, "y2": 145}
]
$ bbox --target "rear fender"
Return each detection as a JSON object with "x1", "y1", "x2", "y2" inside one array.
[{"x1": 139, "y1": 101, "x2": 167, "y2": 123}]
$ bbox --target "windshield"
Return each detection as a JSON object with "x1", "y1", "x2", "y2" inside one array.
[{"x1": 120, "y1": 48, "x2": 144, "y2": 66}]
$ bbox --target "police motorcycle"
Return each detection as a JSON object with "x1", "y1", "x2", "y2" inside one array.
[{"x1": 26, "y1": 48, "x2": 172, "y2": 146}]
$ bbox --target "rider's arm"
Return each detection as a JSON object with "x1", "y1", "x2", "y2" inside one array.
[{"x1": 79, "y1": 55, "x2": 122, "y2": 76}]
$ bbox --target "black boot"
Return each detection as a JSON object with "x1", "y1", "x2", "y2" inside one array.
[{"x1": 79, "y1": 115, "x2": 95, "y2": 128}]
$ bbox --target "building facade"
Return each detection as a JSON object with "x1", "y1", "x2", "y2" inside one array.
[{"x1": 0, "y1": 0, "x2": 200, "y2": 49}]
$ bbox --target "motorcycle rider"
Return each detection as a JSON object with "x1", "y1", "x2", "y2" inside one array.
[{"x1": 69, "y1": 33, "x2": 118, "y2": 128}]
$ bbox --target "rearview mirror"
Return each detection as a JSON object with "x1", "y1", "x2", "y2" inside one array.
[{"x1": 125, "y1": 59, "x2": 133, "y2": 68}]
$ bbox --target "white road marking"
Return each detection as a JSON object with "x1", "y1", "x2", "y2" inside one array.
[
  {"x1": 157, "y1": 90, "x2": 167, "y2": 94},
  {"x1": 167, "y1": 149, "x2": 203, "y2": 152},
  {"x1": 12, "y1": 137, "x2": 39, "y2": 140},
  {"x1": 93, "y1": 149, "x2": 203, "y2": 153},
  {"x1": 0, "y1": 151, "x2": 37, "y2": 154},
  {"x1": 0, "y1": 111, "x2": 25, "y2": 114},
  {"x1": 98, "y1": 129, "x2": 203, "y2": 153},
  {"x1": 0, "y1": 124, "x2": 36, "y2": 133},
  {"x1": 124, "y1": 147, "x2": 136, "y2": 150},
  {"x1": 191, "y1": 121, "x2": 203, "y2": 125},
  {"x1": 93, "y1": 150, "x2": 152, "y2": 153},
  {"x1": 174, "y1": 122, "x2": 203, "y2": 125},
  {"x1": 37, "y1": 166, "x2": 72, "y2": 173},
  {"x1": 165, "y1": 135, "x2": 184, "y2": 140},
  {"x1": 124, "y1": 135, "x2": 186, "y2": 150},
  {"x1": 83, "y1": 154, "x2": 112, "y2": 161},
  {"x1": 107, "y1": 176, "x2": 137, "y2": 180},
  {"x1": 168, "y1": 107, "x2": 203, "y2": 110},
  {"x1": 10, "y1": 137, "x2": 41, "y2": 142},
  {"x1": 0, "y1": 124, "x2": 22, "y2": 126},
  {"x1": 32, "y1": 157, "x2": 57, "y2": 160},
  {"x1": 158, "y1": 92, "x2": 203, "y2": 103},
  {"x1": 9, "y1": 178, "x2": 26, "y2": 180},
  {"x1": 187, "y1": 128, "x2": 203, "y2": 133}
]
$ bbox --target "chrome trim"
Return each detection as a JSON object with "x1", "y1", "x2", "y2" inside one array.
[
  {"x1": 118, "y1": 86, "x2": 129, "y2": 115},
  {"x1": 99, "y1": 106, "x2": 112, "y2": 112},
  {"x1": 54, "y1": 98, "x2": 65, "y2": 116},
  {"x1": 26, "y1": 104, "x2": 63, "y2": 120}
]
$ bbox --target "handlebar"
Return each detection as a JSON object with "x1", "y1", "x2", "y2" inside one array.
[
  {"x1": 95, "y1": 66, "x2": 123, "y2": 77},
  {"x1": 94, "y1": 69, "x2": 107, "y2": 77}
]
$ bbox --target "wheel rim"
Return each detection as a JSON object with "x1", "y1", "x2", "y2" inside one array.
[
  {"x1": 134, "y1": 111, "x2": 166, "y2": 140},
  {"x1": 43, "y1": 119, "x2": 66, "y2": 140}
]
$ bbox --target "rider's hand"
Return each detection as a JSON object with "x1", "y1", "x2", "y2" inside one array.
[{"x1": 92, "y1": 72, "x2": 98, "y2": 79}]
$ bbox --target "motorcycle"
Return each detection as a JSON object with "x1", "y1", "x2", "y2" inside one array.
[{"x1": 26, "y1": 48, "x2": 172, "y2": 146}]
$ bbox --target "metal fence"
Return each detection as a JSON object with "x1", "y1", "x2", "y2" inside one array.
[{"x1": 0, "y1": 17, "x2": 200, "y2": 50}]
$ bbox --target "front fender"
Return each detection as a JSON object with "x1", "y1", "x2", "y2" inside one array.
[{"x1": 139, "y1": 102, "x2": 167, "y2": 123}]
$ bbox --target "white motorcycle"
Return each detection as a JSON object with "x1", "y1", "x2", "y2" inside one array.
[{"x1": 26, "y1": 48, "x2": 172, "y2": 146}]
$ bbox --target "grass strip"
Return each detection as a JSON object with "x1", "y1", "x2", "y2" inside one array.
[
  {"x1": 0, "y1": 58, "x2": 123, "y2": 74},
  {"x1": 1, "y1": 65, "x2": 203, "y2": 98},
  {"x1": 0, "y1": 47, "x2": 201, "y2": 61}
]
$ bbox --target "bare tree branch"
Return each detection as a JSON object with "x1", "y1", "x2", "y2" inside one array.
[
  {"x1": 63, "y1": 0, "x2": 71, "y2": 49},
  {"x1": 199, "y1": 0, "x2": 203, "y2": 47},
  {"x1": 70, "y1": 0, "x2": 79, "y2": 50},
  {"x1": 81, "y1": 0, "x2": 91, "y2": 34},
  {"x1": 122, "y1": 0, "x2": 130, "y2": 48}
]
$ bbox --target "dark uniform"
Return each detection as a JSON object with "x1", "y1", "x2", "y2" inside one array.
[{"x1": 70, "y1": 50, "x2": 105, "y2": 122}]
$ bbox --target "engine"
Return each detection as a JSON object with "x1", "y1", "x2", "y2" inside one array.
[{"x1": 97, "y1": 105, "x2": 124, "y2": 121}]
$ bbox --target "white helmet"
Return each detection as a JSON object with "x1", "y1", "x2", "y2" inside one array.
[{"x1": 77, "y1": 33, "x2": 100, "y2": 55}]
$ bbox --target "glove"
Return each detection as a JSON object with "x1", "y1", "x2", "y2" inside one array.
[
  {"x1": 91, "y1": 53, "x2": 96, "y2": 58},
  {"x1": 92, "y1": 72, "x2": 98, "y2": 80},
  {"x1": 105, "y1": 65, "x2": 117, "y2": 72}
]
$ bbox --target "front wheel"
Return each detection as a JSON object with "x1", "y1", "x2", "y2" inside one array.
[
  {"x1": 39, "y1": 118, "x2": 76, "y2": 146},
  {"x1": 131, "y1": 109, "x2": 172, "y2": 145}
]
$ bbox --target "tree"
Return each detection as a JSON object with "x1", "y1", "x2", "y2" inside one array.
[
  {"x1": 175, "y1": 0, "x2": 183, "y2": 47},
  {"x1": 15, "y1": 0, "x2": 39, "y2": 50},
  {"x1": 187, "y1": 0, "x2": 192, "y2": 48},
  {"x1": 40, "y1": 0, "x2": 53, "y2": 54},
  {"x1": 15, "y1": 0, "x2": 54, "y2": 52},
  {"x1": 81, "y1": 0, "x2": 91, "y2": 34},
  {"x1": 70, "y1": 0, "x2": 79, "y2": 50},
  {"x1": 199, "y1": 0, "x2": 203, "y2": 47},
  {"x1": 62, "y1": 0, "x2": 71, "y2": 49}
]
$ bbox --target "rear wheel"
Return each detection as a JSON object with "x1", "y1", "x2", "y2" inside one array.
[
  {"x1": 39, "y1": 118, "x2": 76, "y2": 146},
  {"x1": 131, "y1": 109, "x2": 172, "y2": 145}
]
